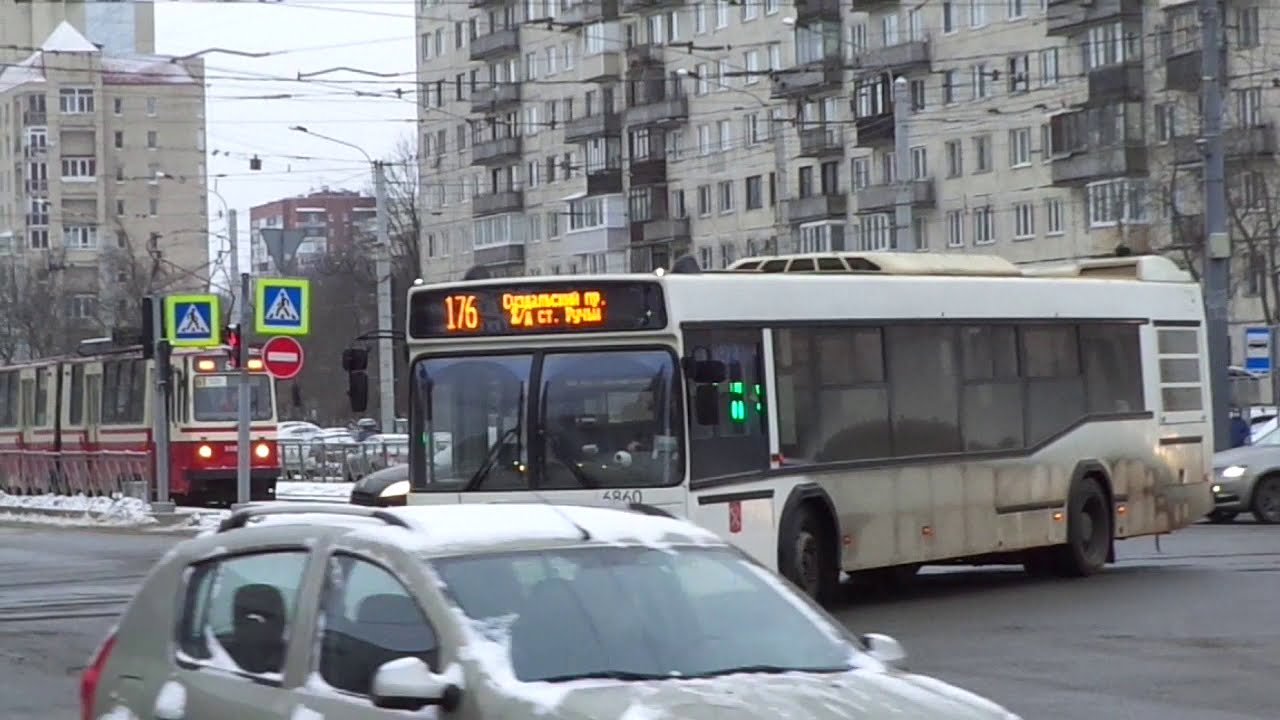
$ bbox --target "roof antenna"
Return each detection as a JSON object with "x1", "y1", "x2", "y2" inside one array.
[{"x1": 530, "y1": 490, "x2": 592, "y2": 541}]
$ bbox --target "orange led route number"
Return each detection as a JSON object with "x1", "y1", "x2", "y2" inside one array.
[{"x1": 443, "y1": 290, "x2": 607, "y2": 332}]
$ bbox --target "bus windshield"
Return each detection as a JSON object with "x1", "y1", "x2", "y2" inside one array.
[
  {"x1": 192, "y1": 374, "x2": 274, "y2": 422},
  {"x1": 412, "y1": 349, "x2": 682, "y2": 491}
]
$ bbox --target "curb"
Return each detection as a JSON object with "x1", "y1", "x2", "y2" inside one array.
[{"x1": 0, "y1": 507, "x2": 210, "y2": 535}]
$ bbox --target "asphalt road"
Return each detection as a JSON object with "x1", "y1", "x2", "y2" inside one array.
[{"x1": 3, "y1": 521, "x2": 1277, "y2": 720}]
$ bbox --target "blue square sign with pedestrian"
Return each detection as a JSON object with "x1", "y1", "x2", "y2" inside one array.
[
  {"x1": 164, "y1": 294, "x2": 221, "y2": 347},
  {"x1": 255, "y1": 277, "x2": 311, "y2": 336}
]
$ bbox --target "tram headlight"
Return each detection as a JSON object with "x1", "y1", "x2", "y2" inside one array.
[
  {"x1": 254, "y1": 442, "x2": 271, "y2": 459},
  {"x1": 197, "y1": 444, "x2": 213, "y2": 460},
  {"x1": 380, "y1": 480, "x2": 410, "y2": 499}
]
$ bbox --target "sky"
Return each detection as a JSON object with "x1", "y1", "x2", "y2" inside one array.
[{"x1": 152, "y1": 0, "x2": 418, "y2": 290}]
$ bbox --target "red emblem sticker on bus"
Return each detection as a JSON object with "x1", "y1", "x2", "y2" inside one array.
[{"x1": 728, "y1": 501, "x2": 743, "y2": 534}]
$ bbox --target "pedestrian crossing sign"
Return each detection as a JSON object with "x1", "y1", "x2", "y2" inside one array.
[
  {"x1": 164, "y1": 294, "x2": 221, "y2": 347},
  {"x1": 254, "y1": 277, "x2": 311, "y2": 336}
]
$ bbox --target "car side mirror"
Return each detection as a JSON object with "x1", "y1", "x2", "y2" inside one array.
[
  {"x1": 371, "y1": 657, "x2": 461, "y2": 712},
  {"x1": 694, "y1": 384, "x2": 720, "y2": 426},
  {"x1": 861, "y1": 633, "x2": 907, "y2": 671}
]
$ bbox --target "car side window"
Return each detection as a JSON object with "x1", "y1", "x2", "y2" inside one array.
[
  {"x1": 176, "y1": 550, "x2": 310, "y2": 677},
  {"x1": 318, "y1": 553, "x2": 439, "y2": 696}
]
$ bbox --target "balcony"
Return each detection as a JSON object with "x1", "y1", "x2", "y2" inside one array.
[
  {"x1": 560, "y1": 0, "x2": 620, "y2": 26},
  {"x1": 621, "y1": 0, "x2": 685, "y2": 13},
  {"x1": 58, "y1": 111, "x2": 95, "y2": 126},
  {"x1": 474, "y1": 242, "x2": 525, "y2": 267},
  {"x1": 854, "y1": 180, "x2": 936, "y2": 213},
  {"x1": 641, "y1": 218, "x2": 691, "y2": 244},
  {"x1": 855, "y1": 112, "x2": 895, "y2": 146},
  {"x1": 625, "y1": 95, "x2": 688, "y2": 128},
  {"x1": 22, "y1": 145, "x2": 48, "y2": 159},
  {"x1": 565, "y1": 226, "x2": 629, "y2": 255},
  {"x1": 854, "y1": 41, "x2": 931, "y2": 75},
  {"x1": 795, "y1": 0, "x2": 842, "y2": 22},
  {"x1": 469, "y1": 28, "x2": 520, "y2": 62},
  {"x1": 1164, "y1": 48, "x2": 1202, "y2": 93},
  {"x1": 785, "y1": 194, "x2": 849, "y2": 224},
  {"x1": 630, "y1": 157, "x2": 667, "y2": 186},
  {"x1": 1170, "y1": 125, "x2": 1277, "y2": 165},
  {"x1": 771, "y1": 59, "x2": 843, "y2": 99},
  {"x1": 471, "y1": 136, "x2": 522, "y2": 165},
  {"x1": 798, "y1": 124, "x2": 845, "y2": 157},
  {"x1": 1050, "y1": 143, "x2": 1148, "y2": 186},
  {"x1": 564, "y1": 111, "x2": 622, "y2": 142},
  {"x1": 1046, "y1": 0, "x2": 1140, "y2": 36},
  {"x1": 578, "y1": 51, "x2": 623, "y2": 82},
  {"x1": 470, "y1": 84, "x2": 521, "y2": 113},
  {"x1": 22, "y1": 111, "x2": 46, "y2": 126},
  {"x1": 1085, "y1": 61, "x2": 1143, "y2": 106},
  {"x1": 25, "y1": 179, "x2": 48, "y2": 194},
  {"x1": 587, "y1": 168, "x2": 624, "y2": 195},
  {"x1": 472, "y1": 190, "x2": 524, "y2": 217}
]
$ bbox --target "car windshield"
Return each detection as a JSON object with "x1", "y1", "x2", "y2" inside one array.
[
  {"x1": 431, "y1": 545, "x2": 855, "y2": 682},
  {"x1": 411, "y1": 350, "x2": 682, "y2": 491},
  {"x1": 192, "y1": 374, "x2": 273, "y2": 422}
]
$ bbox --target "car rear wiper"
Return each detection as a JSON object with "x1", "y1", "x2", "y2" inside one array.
[{"x1": 537, "y1": 670, "x2": 676, "y2": 683}]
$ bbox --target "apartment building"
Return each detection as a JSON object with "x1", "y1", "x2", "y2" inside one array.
[
  {"x1": 415, "y1": 0, "x2": 1278, "y2": 350},
  {"x1": 0, "y1": 0, "x2": 156, "y2": 62},
  {"x1": 249, "y1": 188, "x2": 376, "y2": 275},
  {"x1": 0, "y1": 22, "x2": 208, "y2": 330}
]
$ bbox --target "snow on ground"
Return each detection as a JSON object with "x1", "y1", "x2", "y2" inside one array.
[
  {"x1": 0, "y1": 492, "x2": 156, "y2": 526},
  {"x1": 277, "y1": 481, "x2": 353, "y2": 500}
]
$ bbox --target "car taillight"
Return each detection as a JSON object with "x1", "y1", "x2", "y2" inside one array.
[{"x1": 80, "y1": 631, "x2": 117, "y2": 720}]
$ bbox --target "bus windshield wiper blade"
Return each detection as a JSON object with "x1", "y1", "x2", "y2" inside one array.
[{"x1": 463, "y1": 427, "x2": 519, "y2": 492}]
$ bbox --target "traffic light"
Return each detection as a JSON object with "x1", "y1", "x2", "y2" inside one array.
[{"x1": 224, "y1": 324, "x2": 241, "y2": 369}]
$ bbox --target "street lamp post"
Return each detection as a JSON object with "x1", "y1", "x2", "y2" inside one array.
[{"x1": 290, "y1": 126, "x2": 396, "y2": 433}]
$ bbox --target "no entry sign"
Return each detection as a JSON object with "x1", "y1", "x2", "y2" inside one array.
[{"x1": 261, "y1": 335, "x2": 305, "y2": 380}]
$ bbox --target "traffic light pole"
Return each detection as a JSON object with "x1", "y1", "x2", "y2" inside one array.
[
  {"x1": 150, "y1": 296, "x2": 174, "y2": 512},
  {"x1": 236, "y1": 272, "x2": 252, "y2": 506}
]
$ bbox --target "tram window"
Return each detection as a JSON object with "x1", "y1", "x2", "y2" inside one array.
[
  {"x1": 885, "y1": 326, "x2": 962, "y2": 456},
  {"x1": 33, "y1": 370, "x2": 48, "y2": 427},
  {"x1": 684, "y1": 328, "x2": 769, "y2": 480},
  {"x1": 69, "y1": 365, "x2": 85, "y2": 426},
  {"x1": 0, "y1": 372, "x2": 14, "y2": 426}
]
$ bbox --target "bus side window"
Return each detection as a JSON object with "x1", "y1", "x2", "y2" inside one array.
[{"x1": 684, "y1": 328, "x2": 769, "y2": 480}]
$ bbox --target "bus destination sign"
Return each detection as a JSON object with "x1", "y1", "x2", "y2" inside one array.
[{"x1": 409, "y1": 280, "x2": 668, "y2": 338}]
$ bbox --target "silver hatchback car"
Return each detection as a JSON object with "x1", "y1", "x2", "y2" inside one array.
[{"x1": 83, "y1": 503, "x2": 1020, "y2": 720}]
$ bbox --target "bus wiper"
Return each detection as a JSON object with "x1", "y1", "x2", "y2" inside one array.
[{"x1": 463, "y1": 427, "x2": 520, "y2": 492}]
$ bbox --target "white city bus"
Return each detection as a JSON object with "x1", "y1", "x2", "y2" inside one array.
[{"x1": 397, "y1": 252, "x2": 1214, "y2": 603}]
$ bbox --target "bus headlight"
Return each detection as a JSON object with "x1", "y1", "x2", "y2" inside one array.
[
  {"x1": 380, "y1": 480, "x2": 410, "y2": 498},
  {"x1": 254, "y1": 443, "x2": 271, "y2": 459},
  {"x1": 1220, "y1": 465, "x2": 1247, "y2": 479},
  {"x1": 197, "y1": 444, "x2": 213, "y2": 459}
]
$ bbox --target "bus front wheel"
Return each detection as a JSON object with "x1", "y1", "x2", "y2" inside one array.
[{"x1": 780, "y1": 503, "x2": 838, "y2": 605}]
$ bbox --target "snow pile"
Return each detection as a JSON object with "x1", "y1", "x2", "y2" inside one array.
[
  {"x1": 276, "y1": 481, "x2": 353, "y2": 500},
  {"x1": 153, "y1": 681, "x2": 186, "y2": 720},
  {"x1": 0, "y1": 492, "x2": 157, "y2": 527}
]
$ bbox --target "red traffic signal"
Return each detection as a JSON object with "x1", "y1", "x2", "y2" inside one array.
[{"x1": 224, "y1": 324, "x2": 242, "y2": 368}]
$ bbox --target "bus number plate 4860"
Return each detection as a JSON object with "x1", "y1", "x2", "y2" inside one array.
[{"x1": 602, "y1": 489, "x2": 642, "y2": 504}]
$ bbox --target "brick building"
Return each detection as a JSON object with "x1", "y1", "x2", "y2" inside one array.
[{"x1": 248, "y1": 188, "x2": 375, "y2": 275}]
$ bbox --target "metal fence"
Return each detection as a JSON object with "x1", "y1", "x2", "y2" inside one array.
[
  {"x1": 0, "y1": 450, "x2": 150, "y2": 496},
  {"x1": 277, "y1": 439, "x2": 409, "y2": 482}
]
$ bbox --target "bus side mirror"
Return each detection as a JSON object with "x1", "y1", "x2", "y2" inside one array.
[
  {"x1": 348, "y1": 370, "x2": 369, "y2": 413},
  {"x1": 343, "y1": 347, "x2": 369, "y2": 372},
  {"x1": 682, "y1": 358, "x2": 726, "y2": 384},
  {"x1": 694, "y1": 385, "x2": 720, "y2": 426}
]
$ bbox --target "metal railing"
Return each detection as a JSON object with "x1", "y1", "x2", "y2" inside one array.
[{"x1": 277, "y1": 439, "x2": 409, "y2": 482}]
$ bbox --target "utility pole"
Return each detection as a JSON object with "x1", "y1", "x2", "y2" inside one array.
[
  {"x1": 150, "y1": 297, "x2": 174, "y2": 512},
  {"x1": 227, "y1": 204, "x2": 239, "y2": 286},
  {"x1": 374, "y1": 160, "x2": 396, "y2": 433},
  {"x1": 230, "y1": 207, "x2": 253, "y2": 506},
  {"x1": 892, "y1": 75, "x2": 913, "y2": 252},
  {"x1": 772, "y1": 108, "x2": 790, "y2": 254},
  {"x1": 1201, "y1": 0, "x2": 1231, "y2": 451}
]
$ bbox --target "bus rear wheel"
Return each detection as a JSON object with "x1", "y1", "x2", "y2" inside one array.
[
  {"x1": 780, "y1": 504, "x2": 838, "y2": 605},
  {"x1": 1052, "y1": 476, "x2": 1111, "y2": 577}
]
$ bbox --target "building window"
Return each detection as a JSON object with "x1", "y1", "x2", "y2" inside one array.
[
  {"x1": 61, "y1": 157, "x2": 96, "y2": 180},
  {"x1": 946, "y1": 210, "x2": 964, "y2": 247},
  {"x1": 149, "y1": 198, "x2": 159, "y2": 216},
  {"x1": 59, "y1": 88, "x2": 94, "y2": 114},
  {"x1": 63, "y1": 225, "x2": 98, "y2": 249},
  {"x1": 1045, "y1": 198, "x2": 1064, "y2": 234},
  {"x1": 1085, "y1": 178, "x2": 1149, "y2": 227},
  {"x1": 114, "y1": 131, "x2": 124, "y2": 149},
  {"x1": 857, "y1": 214, "x2": 892, "y2": 251},
  {"x1": 942, "y1": 70, "x2": 959, "y2": 104},
  {"x1": 146, "y1": 97, "x2": 157, "y2": 116},
  {"x1": 718, "y1": 180, "x2": 735, "y2": 213},
  {"x1": 945, "y1": 140, "x2": 963, "y2": 177},
  {"x1": 697, "y1": 185, "x2": 712, "y2": 216},
  {"x1": 942, "y1": 1, "x2": 956, "y2": 33},
  {"x1": 1007, "y1": 54, "x2": 1030, "y2": 93},
  {"x1": 147, "y1": 131, "x2": 158, "y2": 149},
  {"x1": 113, "y1": 98, "x2": 123, "y2": 115},
  {"x1": 851, "y1": 157, "x2": 870, "y2": 189},
  {"x1": 1039, "y1": 48, "x2": 1060, "y2": 86},
  {"x1": 29, "y1": 229, "x2": 49, "y2": 249},
  {"x1": 970, "y1": 0, "x2": 986, "y2": 26},
  {"x1": 746, "y1": 175, "x2": 763, "y2": 209},
  {"x1": 1155, "y1": 103, "x2": 1175, "y2": 142},
  {"x1": 69, "y1": 295, "x2": 96, "y2": 320},
  {"x1": 1009, "y1": 127, "x2": 1032, "y2": 166},
  {"x1": 973, "y1": 134, "x2": 991, "y2": 172},
  {"x1": 910, "y1": 146, "x2": 927, "y2": 179},
  {"x1": 1236, "y1": 6, "x2": 1260, "y2": 47},
  {"x1": 1235, "y1": 87, "x2": 1262, "y2": 127},
  {"x1": 971, "y1": 64, "x2": 989, "y2": 99},
  {"x1": 1007, "y1": 0, "x2": 1025, "y2": 19},
  {"x1": 973, "y1": 205, "x2": 995, "y2": 245},
  {"x1": 1013, "y1": 202, "x2": 1035, "y2": 239}
]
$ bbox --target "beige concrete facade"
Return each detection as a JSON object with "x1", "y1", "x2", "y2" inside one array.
[
  {"x1": 0, "y1": 0, "x2": 155, "y2": 62},
  {"x1": 414, "y1": 0, "x2": 1280, "y2": 361},
  {"x1": 0, "y1": 23, "x2": 208, "y2": 332}
]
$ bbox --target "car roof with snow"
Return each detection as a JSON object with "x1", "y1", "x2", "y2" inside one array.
[{"x1": 175, "y1": 502, "x2": 726, "y2": 561}]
